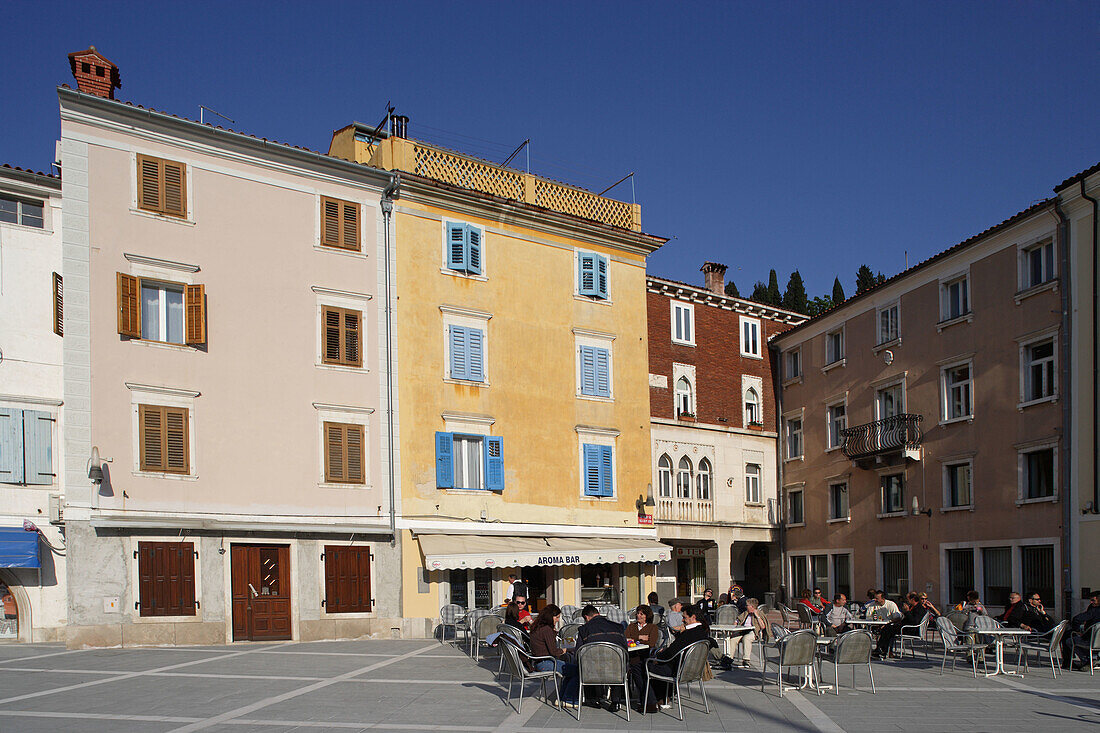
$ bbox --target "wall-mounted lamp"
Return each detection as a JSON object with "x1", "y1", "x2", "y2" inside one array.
[
  {"x1": 911, "y1": 496, "x2": 932, "y2": 517},
  {"x1": 87, "y1": 446, "x2": 104, "y2": 484},
  {"x1": 636, "y1": 483, "x2": 656, "y2": 516},
  {"x1": 1083, "y1": 501, "x2": 1096, "y2": 515}
]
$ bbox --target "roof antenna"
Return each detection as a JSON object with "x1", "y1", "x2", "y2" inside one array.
[
  {"x1": 501, "y1": 139, "x2": 530, "y2": 173},
  {"x1": 599, "y1": 172, "x2": 636, "y2": 204},
  {"x1": 362, "y1": 102, "x2": 395, "y2": 147},
  {"x1": 199, "y1": 105, "x2": 235, "y2": 126}
]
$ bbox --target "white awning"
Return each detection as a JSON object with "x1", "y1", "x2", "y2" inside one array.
[{"x1": 417, "y1": 534, "x2": 673, "y2": 571}]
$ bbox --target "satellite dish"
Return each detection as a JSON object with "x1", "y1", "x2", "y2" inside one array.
[{"x1": 884, "y1": 350, "x2": 894, "y2": 365}]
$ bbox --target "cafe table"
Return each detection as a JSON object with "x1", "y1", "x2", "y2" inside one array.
[
  {"x1": 710, "y1": 623, "x2": 754, "y2": 659},
  {"x1": 975, "y1": 627, "x2": 1030, "y2": 677}
]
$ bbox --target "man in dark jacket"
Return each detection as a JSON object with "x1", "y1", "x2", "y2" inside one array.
[
  {"x1": 1063, "y1": 591, "x2": 1100, "y2": 669},
  {"x1": 874, "y1": 596, "x2": 925, "y2": 659},
  {"x1": 1021, "y1": 593, "x2": 1056, "y2": 634},
  {"x1": 1001, "y1": 592, "x2": 1030, "y2": 627},
  {"x1": 575, "y1": 605, "x2": 628, "y2": 712},
  {"x1": 636, "y1": 603, "x2": 714, "y2": 712}
]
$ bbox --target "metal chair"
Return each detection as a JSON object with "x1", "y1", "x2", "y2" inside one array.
[
  {"x1": 934, "y1": 616, "x2": 987, "y2": 677},
  {"x1": 498, "y1": 636, "x2": 562, "y2": 713},
  {"x1": 762, "y1": 628, "x2": 818, "y2": 697},
  {"x1": 439, "y1": 604, "x2": 465, "y2": 645},
  {"x1": 778, "y1": 604, "x2": 796, "y2": 630},
  {"x1": 601, "y1": 606, "x2": 629, "y2": 625},
  {"x1": 560, "y1": 605, "x2": 579, "y2": 621},
  {"x1": 758, "y1": 603, "x2": 771, "y2": 615},
  {"x1": 463, "y1": 609, "x2": 493, "y2": 655},
  {"x1": 946, "y1": 610, "x2": 970, "y2": 632},
  {"x1": 1016, "y1": 620, "x2": 1068, "y2": 678},
  {"x1": 575, "y1": 642, "x2": 631, "y2": 721},
  {"x1": 558, "y1": 622, "x2": 582, "y2": 645},
  {"x1": 473, "y1": 613, "x2": 501, "y2": 661},
  {"x1": 497, "y1": 623, "x2": 529, "y2": 678},
  {"x1": 644, "y1": 639, "x2": 712, "y2": 720},
  {"x1": 796, "y1": 603, "x2": 815, "y2": 630},
  {"x1": 898, "y1": 612, "x2": 931, "y2": 659},
  {"x1": 715, "y1": 605, "x2": 740, "y2": 625},
  {"x1": 822, "y1": 630, "x2": 875, "y2": 695}
]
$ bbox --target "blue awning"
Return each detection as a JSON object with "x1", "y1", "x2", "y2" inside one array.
[{"x1": 0, "y1": 527, "x2": 40, "y2": 568}]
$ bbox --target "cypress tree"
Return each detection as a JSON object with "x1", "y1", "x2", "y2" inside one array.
[
  {"x1": 783, "y1": 270, "x2": 809, "y2": 314},
  {"x1": 832, "y1": 277, "x2": 846, "y2": 304},
  {"x1": 766, "y1": 269, "x2": 782, "y2": 306},
  {"x1": 724, "y1": 280, "x2": 740, "y2": 298}
]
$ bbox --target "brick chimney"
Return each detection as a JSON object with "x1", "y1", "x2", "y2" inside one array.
[
  {"x1": 68, "y1": 47, "x2": 120, "y2": 99},
  {"x1": 700, "y1": 261, "x2": 728, "y2": 295}
]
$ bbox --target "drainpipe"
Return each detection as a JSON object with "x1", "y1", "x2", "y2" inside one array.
[
  {"x1": 1054, "y1": 199, "x2": 1072, "y2": 619},
  {"x1": 1082, "y1": 179, "x2": 1100, "y2": 528},
  {"x1": 381, "y1": 174, "x2": 400, "y2": 545},
  {"x1": 771, "y1": 344, "x2": 786, "y2": 605}
]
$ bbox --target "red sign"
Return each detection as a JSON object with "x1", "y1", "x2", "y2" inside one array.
[{"x1": 637, "y1": 515, "x2": 654, "y2": 526}]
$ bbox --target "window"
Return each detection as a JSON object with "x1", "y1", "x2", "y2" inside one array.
[
  {"x1": 784, "y1": 349, "x2": 802, "y2": 380},
  {"x1": 827, "y1": 403, "x2": 846, "y2": 449},
  {"x1": 444, "y1": 221, "x2": 483, "y2": 275},
  {"x1": 881, "y1": 551, "x2": 909, "y2": 597},
  {"x1": 137, "y1": 541, "x2": 196, "y2": 617},
  {"x1": 117, "y1": 274, "x2": 206, "y2": 346},
  {"x1": 582, "y1": 443, "x2": 614, "y2": 497},
  {"x1": 657, "y1": 454, "x2": 672, "y2": 498},
  {"x1": 1022, "y1": 239, "x2": 1055, "y2": 289},
  {"x1": 0, "y1": 409, "x2": 53, "y2": 485},
  {"x1": 139, "y1": 405, "x2": 189, "y2": 474},
  {"x1": 833, "y1": 554, "x2": 852, "y2": 598},
  {"x1": 943, "y1": 362, "x2": 973, "y2": 421},
  {"x1": 826, "y1": 328, "x2": 844, "y2": 365},
  {"x1": 320, "y1": 196, "x2": 360, "y2": 252},
  {"x1": 1021, "y1": 545, "x2": 1055, "y2": 607},
  {"x1": 881, "y1": 474, "x2": 904, "y2": 514},
  {"x1": 671, "y1": 302, "x2": 694, "y2": 345},
  {"x1": 947, "y1": 549, "x2": 974, "y2": 607},
  {"x1": 940, "y1": 275, "x2": 970, "y2": 321},
  {"x1": 878, "y1": 303, "x2": 899, "y2": 345},
  {"x1": 745, "y1": 464, "x2": 761, "y2": 504},
  {"x1": 740, "y1": 317, "x2": 761, "y2": 357},
  {"x1": 744, "y1": 388, "x2": 761, "y2": 426},
  {"x1": 0, "y1": 195, "x2": 44, "y2": 228},
  {"x1": 52, "y1": 273, "x2": 63, "y2": 336},
  {"x1": 323, "y1": 422, "x2": 365, "y2": 484},
  {"x1": 1023, "y1": 339, "x2": 1055, "y2": 402},
  {"x1": 323, "y1": 306, "x2": 363, "y2": 367},
  {"x1": 697, "y1": 458, "x2": 712, "y2": 500},
  {"x1": 787, "y1": 488, "x2": 804, "y2": 525},
  {"x1": 876, "y1": 384, "x2": 904, "y2": 420},
  {"x1": 577, "y1": 345, "x2": 611, "y2": 398},
  {"x1": 785, "y1": 417, "x2": 803, "y2": 459},
  {"x1": 790, "y1": 555, "x2": 808, "y2": 595},
  {"x1": 137, "y1": 154, "x2": 187, "y2": 218},
  {"x1": 675, "y1": 377, "x2": 693, "y2": 417},
  {"x1": 1022, "y1": 447, "x2": 1054, "y2": 499},
  {"x1": 945, "y1": 462, "x2": 972, "y2": 508},
  {"x1": 448, "y1": 326, "x2": 485, "y2": 382},
  {"x1": 982, "y1": 547, "x2": 1012, "y2": 607},
  {"x1": 435, "y1": 432, "x2": 504, "y2": 492},
  {"x1": 676, "y1": 456, "x2": 693, "y2": 499},
  {"x1": 829, "y1": 482, "x2": 848, "y2": 520},
  {"x1": 324, "y1": 546, "x2": 372, "y2": 613},
  {"x1": 448, "y1": 569, "x2": 468, "y2": 609},
  {"x1": 577, "y1": 252, "x2": 609, "y2": 299}
]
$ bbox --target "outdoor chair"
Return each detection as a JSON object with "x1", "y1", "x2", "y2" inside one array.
[
  {"x1": 1087, "y1": 623, "x2": 1100, "y2": 674},
  {"x1": 1016, "y1": 620, "x2": 1068, "y2": 678},
  {"x1": 968, "y1": 614, "x2": 1014, "y2": 653},
  {"x1": 575, "y1": 641, "x2": 631, "y2": 721},
  {"x1": 463, "y1": 609, "x2": 493, "y2": 656},
  {"x1": 498, "y1": 636, "x2": 562, "y2": 713},
  {"x1": 473, "y1": 613, "x2": 501, "y2": 661},
  {"x1": 934, "y1": 615, "x2": 987, "y2": 677},
  {"x1": 560, "y1": 605, "x2": 579, "y2": 621},
  {"x1": 439, "y1": 604, "x2": 465, "y2": 645},
  {"x1": 778, "y1": 604, "x2": 796, "y2": 629},
  {"x1": 715, "y1": 604, "x2": 740, "y2": 625},
  {"x1": 898, "y1": 612, "x2": 931, "y2": 659},
  {"x1": 655, "y1": 624, "x2": 672, "y2": 652},
  {"x1": 758, "y1": 604, "x2": 771, "y2": 615},
  {"x1": 821, "y1": 629, "x2": 876, "y2": 694},
  {"x1": 602, "y1": 606, "x2": 629, "y2": 625},
  {"x1": 946, "y1": 610, "x2": 970, "y2": 633},
  {"x1": 558, "y1": 622, "x2": 582, "y2": 645},
  {"x1": 762, "y1": 628, "x2": 819, "y2": 697},
  {"x1": 497, "y1": 623, "x2": 529, "y2": 678},
  {"x1": 644, "y1": 639, "x2": 712, "y2": 720}
]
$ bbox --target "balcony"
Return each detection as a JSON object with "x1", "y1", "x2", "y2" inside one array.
[
  {"x1": 655, "y1": 497, "x2": 714, "y2": 523},
  {"x1": 840, "y1": 413, "x2": 923, "y2": 463}
]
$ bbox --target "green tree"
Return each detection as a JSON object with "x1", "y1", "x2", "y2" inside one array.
[
  {"x1": 832, "y1": 277, "x2": 846, "y2": 305},
  {"x1": 855, "y1": 265, "x2": 877, "y2": 294},
  {"x1": 807, "y1": 295, "x2": 833, "y2": 317},
  {"x1": 766, "y1": 269, "x2": 782, "y2": 306},
  {"x1": 724, "y1": 280, "x2": 740, "y2": 298},
  {"x1": 750, "y1": 281, "x2": 769, "y2": 303},
  {"x1": 782, "y1": 270, "x2": 809, "y2": 314}
]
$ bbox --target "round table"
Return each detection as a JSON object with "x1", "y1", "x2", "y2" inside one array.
[{"x1": 974, "y1": 627, "x2": 1030, "y2": 677}]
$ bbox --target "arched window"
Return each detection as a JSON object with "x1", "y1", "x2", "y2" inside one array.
[
  {"x1": 657, "y1": 454, "x2": 673, "y2": 498},
  {"x1": 676, "y1": 456, "x2": 693, "y2": 498},
  {"x1": 696, "y1": 457, "x2": 712, "y2": 500},
  {"x1": 675, "y1": 377, "x2": 693, "y2": 417},
  {"x1": 744, "y1": 387, "x2": 761, "y2": 425}
]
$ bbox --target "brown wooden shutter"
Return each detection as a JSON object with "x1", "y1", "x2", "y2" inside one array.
[
  {"x1": 117, "y1": 273, "x2": 141, "y2": 338},
  {"x1": 138, "y1": 155, "x2": 161, "y2": 213},
  {"x1": 323, "y1": 307, "x2": 342, "y2": 364},
  {"x1": 140, "y1": 405, "x2": 189, "y2": 474},
  {"x1": 323, "y1": 546, "x2": 371, "y2": 613},
  {"x1": 321, "y1": 198, "x2": 341, "y2": 247},
  {"x1": 185, "y1": 284, "x2": 206, "y2": 345},
  {"x1": 341, "y1": 201, "x2": 359, "y2": 250},
  {"x1": 138, "y1": 541, "x2": 196, "y2": 617},
  {"x1": 164, "y1": 407, "x2": 189, "y2": 474},
  {"x1": 324, "y1": 546, "x2": 340, "y2": 611},
  {"x1": 320, "y1": 197, "x2": 359, "y2": 251},
  {"x1": 321, "y1": 306, "x2": 362, "y2": 366},
  {"x1": 162, "y1": 161, "x2": 186, "y2": 217},
  {"x1": 344, "y1": 310, "x2": 361, "y2": 366},
  {"x1": 325, "y1": 422, "x2": 345, "y2": 482},
  {"x1": 139, "y1": 405, "x2": 163, "y2": 471},
  {"x1": 52, "y1": 272, "x2": 63, "y2": 336},
  {"x1": 346, "y1": 425, "x2": 364, "y2": 483}
]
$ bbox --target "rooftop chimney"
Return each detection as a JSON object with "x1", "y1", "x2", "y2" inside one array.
[
  {"x1": 391, "y1": 115, "x2": 409, "y2": 139},
  {"x1": 68, "y1": 46, "x2": 120, "y2": 100},
  {"x1": 700, "y1": 261, "x2": 728, "y2": 295}
]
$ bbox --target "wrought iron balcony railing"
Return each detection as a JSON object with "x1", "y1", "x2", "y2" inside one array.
[{"x1": 840, "y1": 413, "x2": 923, "y2": 461}]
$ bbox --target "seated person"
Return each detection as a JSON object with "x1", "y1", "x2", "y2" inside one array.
[
  {"x1": 647, "y1": 592, "x2": 665, "y2": 620},
  {"x1": 1021, "y1": 593, "x2": 1055, "y2": 634},
  {"x1": 797, "y1": 589, "x2": 826, "y2": 618},
  {"x1": 913, "y1": 592, "x2": 942, "y2": 619},
  {"x1": 869, "y1": 590, "x2": 902, "y2": 620},
  {"x1": 637, "y1": 603, "x2": 715, "y2": 712},
  {"x1": 727, "y1": 597, "x2": 770, "y2": 668},
  {"x1": 955, "y1": 590, "x2": 987, "y2": 615},
  {"x1": 861, "y1": 588, "x2": 877, "y2": 614},
  {"x1": 527, "y1": 604, "x2": 578, "y2": 702},
  {"x1": 731, "y1": 586, "x2": 749, "y2": 614},
  {"x1": 504, "y1": 601, "x2": 526, "y2": 633},
  {"x1": 826, "y1": 593, "x2": 854, "y2": 635},
  {"x1": 573, "y1": 604, "x2": 629, "y2": 712},
  {"x1": 698, "y1": 588, "x2": 717, "y2": 621},
  {"x1": 627, "y1": 605, "x2": 658, "y2": 665},
  {"x1": 1063, "y1": 590, "x2": 1100, "y2": 669},
  {"x1": 873, "y1": 595, "x2": 925, "y2": 659},
  {"x1": 1001, "y1": 592, "x2": 1030, "y2": 628},
  {"x1": 513, "y1": 595, "x2": 534, "y2": 628},
  {"x1": 665, "y1": 598, "x2": 686, "y2": 633}
]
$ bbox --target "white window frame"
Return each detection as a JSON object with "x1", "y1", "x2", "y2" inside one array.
[
  {"x1": 1018, "y1": 329, "x2": 1058, "y2": 408},
  {"x1": 823, "y1": 327, "x2": 845, "y2": 371},
  {"x1": 825, "y1": 399, "x2": 847, "y2": 451},
  {"x1": 784, "y1": 410, "x2": 804, "y2": 461},
  {"x1": 876, "y1": 301, "x2": 900, "y2": 347},
  {"x1": 441, "y1": 305, "x2": 492, "y2": 387},
  {"x1": 0, "y1": 194, "x2": 48, "y2": 230},
  {"x1": 739, "y1": 316, "x2": 762, "y2": 359},
  {"x1": 314, "y1": 286, "x2": 372, "y2": 372},
  {"x1": 879, "y1": 472, "x2": 906, "y2": 517},
  {"x1": 783, "y1": 347, "x2": 803, "y2": 384},
  {"x1": 786, "y1": 485, "x2": 805, "y2": 527},
  {"x1": 574, "y1": 328, "x2": 616, "y2": 402},
  {"x1": 676, "y1": 455, "x2": 694, "y2": 499},
  {"x1": 138, "y1": 279, "x2": 186, "y2": 345},
  {"x1": 128, "y1": 151, "x2": 196, "y2": 226},
  {"x1": 875, "y1": 381, "x2": 905, "y2": 421},
  {"x1": 938, "y1": 271, "x2": 972, "y2": 327},
  {"x1": 439, "y1": 219, "x2": 488, "y2": 280},
  {"x1": 1018, "y1": 236, "x2": 1056, "y2": 292},
  {"x1": 125, "y1": 382, "x2": 199, "y2": 480},
  {"x1": 1016, "y1": 440, "x2": 1058, "y2": 505},
  {"x1": 744, "y1": 463, "x2": 762, "y2": 505},
  {"x1": 743, "y1": 374, "x2": 763, "y2": 428},
  {"x1": 942, "y1": 459, "x2": 973, "y2": 511},
  {"x1": 828, "y1": 481, "x2": 849, "y2": 522},
  {"x1": 670, "y1": 301, "x2": 695, "y2": 346},
  {"x1": 672, "y1": 363, "x2": 696, "y2": 417},
  {"x1": 940, "y1": 358, "x2": 974, "y2": 424},
  {"x1": 576, "y1": 426, "x2": 618, "y2": 501},
  {"x1": 696, "y1": 457, "x2": 712, "y2": 500},
  {"x1": 657, "y1": 453, "x2": 673, "y2": 498},
  {"x1": 313, "y1": 194, "x2": 368, "y2": 259},
  {"x1": 573, "y1": 248, "x2": 612, "y2": 303},
  {"x1": 314, "y1": 402, "x2": 374, "y2": 489}
]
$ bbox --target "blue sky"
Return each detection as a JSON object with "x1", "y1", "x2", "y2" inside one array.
[{"x1": 3, "y1": 1, "x2": 1097, "y2": 298}]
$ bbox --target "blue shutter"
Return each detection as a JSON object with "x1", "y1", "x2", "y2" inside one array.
[
  {"x1": 579, "y1": 346, "x2": 597, "y2": 395},
  {"x1": 447, "y1": 223, "x2": 466, "y2": 270},
  {"x1": 0, "y1": 409, "x2": 24, "y2": 484},
  {"x1": 449, "y1": 326, "x2": 468, "y2": 380},
  {"x1": 578, "y1": 253, "x2": 596, "y2": 296},
  {"x1": 484, "y1": 436, "x2": 504, "y2": 492},
  {"x1": 435, "y1": 432, "x2": 454, "y2": 489},
  {"x1": 466, "y1": 226, "x2": 483, "y2": 275},
  {"x1": 23, "y1": 411, "x2": 53, "y2": 485},
  {"x1": 599, "y1": 445, "x2": 614, "y2": 497},
  {"x1": 594, "y1": 347, "x2": 610, "y2": 397},
  {"x1": 595, "y1": 255, "x2": 608, "y2": 299},
  {"x1": 583, "y1": 444, "x2": 601, "y2": 496},
  {"x1": 467, "y1": 328, "x2": 485, "y2": 382}
]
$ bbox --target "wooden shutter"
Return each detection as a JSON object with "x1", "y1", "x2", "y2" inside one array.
[
  {"x1": 325, "y1": 422, "x2": 345, "y2": 482},
  {"x1": 322, "y1": 306, "x2": 361, "y2": 366},
  {"x1": 599, "y1": 445, "x2": 613, "y2": 497},
  {"x1": 138, "y1": 541, "x2": 196, "y2": 617},
  {"x1": 595, "y1": 255, "x2": 608, "y2": 298},
  {"x1": 185, "y1": 284, "x2": 206, "y2": 345},
  {"x1": 447, "y1": 223, "x2": 466, "y2": 270},
  {"x1": 578, "y1": 253, "x2": 596, "y2": 296},
  {"x1": 321, "y1": 198, "x2": 341, "y2": 247},
  {"x1": 140, "y1": 405, "x2": 189, "y2": 474},
  {"x1": 583, "y1": 444, "x2": 601, "y2": 496},
  {"x1": 323, "y1": 307, "x2": 342, "y2": 364},
  {"x1": 449, "y1": 326, "x2": 468, "y2": 380},
  {"x1": 137, "y1": 154, "x2": 187, "y2": 218},
  {"x1": 341, "y1": 201, "x2": 359, "y2": 250},
  {"x1": 324, "y1": 422, "x2": 364, "y2": 484},
  {"x1": 594, "y1": 347, "x2": 610, "y2": 397},
  {"x1": 162, "y1": 161, "x2": 186, "y2": 217},
  {"x1": 165, "y1": 408, "x2": 189, "y2": 473},
  {"x1": 137, "y1": 155, "x2": 161, "y2": 213},
  {"x1": 345, "y1": 425, "x2": 364, "y2": 483},
  {"x1": 139, "y1": 405, "x2": 163, "y2": 471},
  {"x1": 484, "y1": 436, "x2": 504, "y2": 492},
  {"x1": 343, "y1": 310, "x2": 361, "y2": 366},
  {"x1": 117, "y1": 273, "x2": 141, "y2": 338},
  {"x1": 466, "y1": 329, "x2": 484, "y2": 382},
  {"x1": 579, "y1": 346, "x2": 597, "y2": 395},
  {"x1": 466, "y1": 226, "x2": 482, "y2": 274},
  {"x1": 22, "y1": 411, "x2": 53, "y2": 485},
  {"x1": 320, "y1": 197, "x2": 360, "y2": 251},
  {"x1": 0, "y1": 408, "x2": 24, "y2": 483},
  {"x1": 324, "y1": 546, "x2": 371, "y2": 613},
  {"x1": 52, "y1": 272, "x2": 63, "y2": 336},
  {"x1": 435, "y1": 432, "x2": 454, "y2": 488}
]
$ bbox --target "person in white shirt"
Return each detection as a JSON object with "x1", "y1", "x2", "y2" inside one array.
[
  {"x1": 826, "y1": 594, "x2": 854, "y2": 634},
  {"x1": 504, "y1": 574, "x2": 527, "y2": 603},
  {"x1": 870, "y1": 590, "x2": 902, "y2": 620}
]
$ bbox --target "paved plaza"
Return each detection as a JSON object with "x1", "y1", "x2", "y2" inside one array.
[{"x1": 0, "y1": 639, "x2": 1097, "y2": 732}]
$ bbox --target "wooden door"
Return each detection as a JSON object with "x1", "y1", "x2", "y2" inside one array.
[{"x1": 231, "y1": 545, "x2": 291, "y2": 641}]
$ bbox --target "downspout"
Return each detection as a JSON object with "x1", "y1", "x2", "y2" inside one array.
[
  {"x1": 1054, "y1": 199, "x2": 1072, "y2": 619},
  {"x1": 1082, "y1": 179, "x2": 1100, "y2": 525},
  {"x1": 381, "y1": 174, "x2": 400, "y2": 545},
  {"x1": 771, "y1": 343, "x2": 786, "y2": 605}
]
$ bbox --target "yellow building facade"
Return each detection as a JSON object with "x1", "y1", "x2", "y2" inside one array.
[{"x1": 330, "y1": 126, "x2": 669, "y2": 631}]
